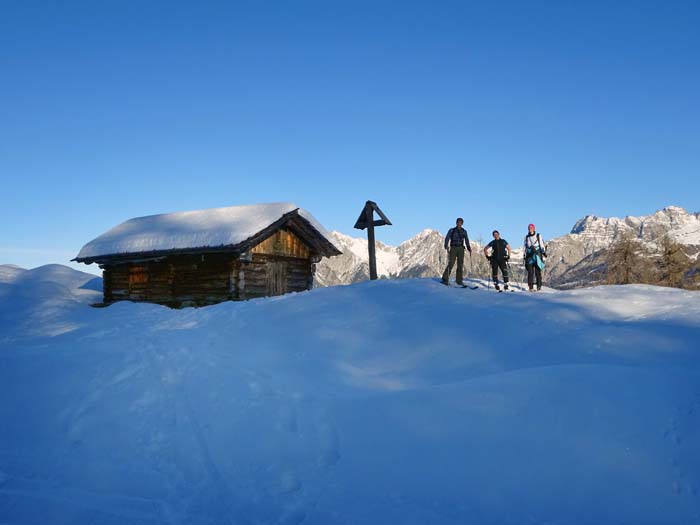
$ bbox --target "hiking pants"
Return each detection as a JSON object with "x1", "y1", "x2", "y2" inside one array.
[
  {"x1": 526, "y1": 262, "x2": 542, "y2": 290},
  {"x1": 491, "y1": 258, "x2": 509, "y2": 285},
  {"x1": 442, "y1": 246, "x2": 465, "y2": 284}
]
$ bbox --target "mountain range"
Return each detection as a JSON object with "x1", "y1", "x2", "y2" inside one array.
[{"x1": 315, "y1": 206, "x2": 700, "y2": 289}]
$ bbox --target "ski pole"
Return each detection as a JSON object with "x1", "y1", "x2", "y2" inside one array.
[
  {"x1": 486, "y1": 255, "x2": 491, "y2": 290},
  {"x1": 469, "y1": 251, "x2": 473, "y2": 285},
  {"x1": 542, "y1": 244, "x2": 547, "y2": 290}
]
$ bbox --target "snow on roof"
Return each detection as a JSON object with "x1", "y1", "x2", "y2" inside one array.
[{"x1": 75, "y1": 202, "x2": 339, "y2": 261}]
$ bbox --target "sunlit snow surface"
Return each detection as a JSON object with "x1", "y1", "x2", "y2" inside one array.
[{"x1": 1, "y1": 264, "x2": 699, "y2": 524}]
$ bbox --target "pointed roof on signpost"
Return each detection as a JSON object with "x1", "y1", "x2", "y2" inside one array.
[
  {"x1": 354, "y1": 201, "x2": 392, "y2": 230},
  {"x1": 353, "y1": 200, "x2": 392, "y2": 281}
]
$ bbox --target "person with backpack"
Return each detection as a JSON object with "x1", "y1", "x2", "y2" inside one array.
[
  {"x1": 524, "y1": 223, "x2": 546, "y2": 291},
  {"x1": 441, "y1": 217, "x2": 472, "y2": 286},
  {"x1": 483, "y1": 230, "x2": 512, "y2": 291}
]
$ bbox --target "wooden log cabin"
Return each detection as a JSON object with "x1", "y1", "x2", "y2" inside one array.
[{"x1": 73, "y1": 203, "x2": 342, "y2": 307}]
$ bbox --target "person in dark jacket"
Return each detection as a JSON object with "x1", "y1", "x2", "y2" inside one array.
[
  {"x1": 441, "y1": 218, "x2": 472, "y2": 285},
  {"x1": 484, "y1": 230, "x2": 512, "y2": 291},
  {"x1": 524, "y1": 223, "x2": 546, "y2": 291}
]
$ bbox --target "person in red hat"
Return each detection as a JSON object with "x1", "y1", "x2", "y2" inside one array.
[{"x1": 524, "y1": 223, "x2": 546, "y2": 291}]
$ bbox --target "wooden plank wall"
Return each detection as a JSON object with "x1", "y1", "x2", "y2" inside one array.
[
  {"x1": 102, "y1": 229, "x2": 316, "y2": 307},
  {"x1": 237, "y1": 254, "x2": 312, "y2": 300},
  {"x1": 251, "y1": 229, "x2": 310, "y2": 259},
  {"x1": 104, "y1": 255, "x2": 236, "y2": 307}
]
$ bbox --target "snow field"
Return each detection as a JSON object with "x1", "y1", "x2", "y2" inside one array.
[{"x1": 0, "y1": 265, "x2": 699, "y2": 524}]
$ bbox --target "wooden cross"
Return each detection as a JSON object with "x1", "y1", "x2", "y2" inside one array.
[{"x1": 353, "y1": 200, "x2": 392, "y2": 280}]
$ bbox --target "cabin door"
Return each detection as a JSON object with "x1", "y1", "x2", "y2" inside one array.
[{"x1": 267, "y1": 260, "x2": 288, "y2": 296}]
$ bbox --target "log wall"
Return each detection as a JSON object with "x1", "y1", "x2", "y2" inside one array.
[
  {"x1": 102, "y1": 228, "x2": 316, "y2": 307},
  {"x1": 236, "y1": 254, "x2": 312, "y2": 301}
]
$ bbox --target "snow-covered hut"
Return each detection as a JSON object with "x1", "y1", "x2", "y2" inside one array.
[{"x1": 73, "y1": 203, "x2": 342, "y2": 306}]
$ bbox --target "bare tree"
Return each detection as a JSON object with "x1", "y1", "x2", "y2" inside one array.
[
  {"x1": 605, "y1": 233, "x2": 654, "y2": 285},
  {"x1": 657, "y1": 235, "x2": 689, "y2": 288},
  {"x1": 474, "y1": 234, "x2": 489, "y2": 281}
]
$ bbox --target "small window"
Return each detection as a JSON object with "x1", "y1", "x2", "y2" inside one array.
[{"x1": 129, "y1": 265, "x2": 149, "y2": 286}]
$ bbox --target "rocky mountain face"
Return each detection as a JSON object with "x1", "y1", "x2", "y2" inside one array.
[
  {"x1": 316, "y1": 230, "x2": 444, "y2": 286},
  {"x1": 315, "y1": 229, "x2": 495, "y2": 287},
  {"x1": 546, "y1": 206, "x2": 700, "y2": 288},
  {"x1": 316, "y1": 206, "x2": 700, "y2": 289}
]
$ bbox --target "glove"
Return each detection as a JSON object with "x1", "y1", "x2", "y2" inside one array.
[
  {"x1": 504, "y1": 254, "x2": 510, "y2": 261},
  {"x1": 542, "y1": 252, "x2": 547, "y2": 258},
  {"x1": 486, "y1": 255, "x2": 492, "y2": 261}
]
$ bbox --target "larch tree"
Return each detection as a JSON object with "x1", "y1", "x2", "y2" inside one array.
[
  {"x1": 657, "y1": 235, "x2": 689, "y2": 288},
  {"x1": 605, "y1": 232, "x2": 653, "y2": 285}
]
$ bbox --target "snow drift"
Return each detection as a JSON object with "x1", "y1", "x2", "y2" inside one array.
[{"x1": 0, "y1": 264, "x2": 699, "y2": 524}]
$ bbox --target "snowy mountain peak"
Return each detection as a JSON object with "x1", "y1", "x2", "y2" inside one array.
[
  {"x1": 315, "y1": 228, "x2": 492, "y2": 287},
  {"x1": 570, "y1": 214, "x2": 625, "y2": 235},
  {"x1": 545, "y1": 205, "x2": 700, "y2": 288},
  {"x1": 329, "y1": 230, "x2": 358, "y2": 243},
  {"x1": 319, "y1": 205, "x2": 700, "y2": 290},
  {"x1": 662, "y1": 205, "x2": 687, "y2": 213},
  {"x1": 570, "y1": 215, "x2": 597, "y2": 234},
  {"x1": 568, "y1": 206, "x2": 699, "y2": 243},
  {"x1": 415, "y1": 228, "x2": 441, "y2": 237}
]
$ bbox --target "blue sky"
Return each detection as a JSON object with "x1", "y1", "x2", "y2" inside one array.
[{"x1": 2, "y1": 0, "x2": 699, "y2": 272}]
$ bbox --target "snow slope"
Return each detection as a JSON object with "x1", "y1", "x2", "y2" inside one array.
[
  {"x1": 1, "y1": 267, "x2": 699, "y2": 524},
  {"x1": 0, "y1": 264, "x2": 26, "y2": 283},
  {"x1": 316, "y1": 229, "x2": 492, "y2": 287}
]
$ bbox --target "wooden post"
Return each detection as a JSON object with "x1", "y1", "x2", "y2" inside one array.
[
  {"x1": 354, "y1": 200, "x2": 392, "y2": 281},
  {"x1": 366, "y1": 203, "x2": 378, "y2": 280}
]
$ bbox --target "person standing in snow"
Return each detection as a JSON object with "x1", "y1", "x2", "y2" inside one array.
[
  {"x1": 441, "y1": 217, "x2": 472, "y2": 285},
  {"x1": 484, "y1": 230, "x2": 512, "y2": 291},
  {"x1": 524, "y1": 223, "x2": 546, "y2": 291}
]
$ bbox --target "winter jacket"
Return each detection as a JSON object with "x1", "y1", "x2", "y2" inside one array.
[
  {"x1": 487, "y1": 239, "x2": 510, "y2": 261},
  {"x1": 444, "y1": 227, "x2": 471, "y2": 251},
  {"x1": 524, "y1": 232, "x2": 545, "y2": 255}
]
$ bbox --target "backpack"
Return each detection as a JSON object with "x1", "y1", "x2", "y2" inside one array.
[
  {"x1": 525, "y1": 233, "x2": 544, "y2": 254},
  {"x1": 525, "y1": 234, "x2": 546, "y2": 268}
]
